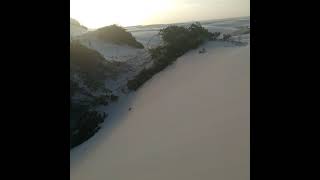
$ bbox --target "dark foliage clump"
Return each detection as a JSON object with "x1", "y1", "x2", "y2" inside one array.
[
  {"x1": 209, "y1": 32, "x2": 221, "y2": 40},
  {"x1": 70, "y1": 109, "x2": 106, "y2": 149},
  {"x1": 110, "y1": 94, "x2": 119, "y2": 102},
  {"x1": 70, "y1": 41, "x2": 126, "y2": 91},
  {"x1": 95, "y1": 25, "x2": 144, "y2": 48},
  {"x1": 222, "y1": 34, "x2": 232, "y2": 41},
  {"x1": 70, "y1": 42, "x2": 123, "y2": 149},
  {"x1": 127, "y1": 22, "x2": 216, "y2": 91},
  {"x1": 70, "y1": 41, "x2": 107, "y2": 84}
]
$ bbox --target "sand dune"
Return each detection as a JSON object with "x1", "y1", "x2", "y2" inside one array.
[{"x1": 70, "y1": 40, "x2": 250, "y2": 180}]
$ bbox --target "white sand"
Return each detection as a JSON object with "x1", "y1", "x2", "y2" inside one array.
[{"x1": 70, "y1": 40, "x2": 250, "y2": 180}]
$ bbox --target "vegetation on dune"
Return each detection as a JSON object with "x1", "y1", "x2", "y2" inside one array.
[
  {"x1": 70, "y1": 106, "x2": 107, "y2": 149},
  {"x1": 159, "y1": 22, "x2": 212, "y2": 50},
  {"x1": 70, "y1": 22, "x2": 241, "y2": 148},
  {"x1": 127, "y1": 22, "x2": 220, "y2": 91},
  {"x1": 70, "y1": 41, "x2": 127, "y2": 91},
  {"x1": 70, "y1": 19, "x2": 81, "y2": 27},
  {"x1": 70, "y1": 18, "x2": 88, "y2": 30},
  {"x1": 95, "y1": 24, "x2": 144, "y2": 48},
  {"x1": 70, "y1": 25, "x2": 142, "y2": 148},
  {"x1": 70, "y1": 42, "x2": 106, "y2": 78},
  {"x1": 210, "y1": 32, "x2": 221, "y2": 40},
  {"x1": 222, "y1": 34, "x2": 232, "y2": 41},
  {"x1": 70, "y1": 85, "x2": 118, "y2": 149},
  {"x1": 70, "y1": 42, "x2": 121, "y2": 149}
]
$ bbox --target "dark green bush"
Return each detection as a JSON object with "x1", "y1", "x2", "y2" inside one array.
[
  {"x1": 95, "y1": 24, "x2": 144, "y2": 48},
  {"x1": 110, "y1": 94, "x2": 119, "y2": 102},
  {"x1": 127, "y1": 23, "x2": 215, "y2": 91},
  {"x1": 210, "y1": 32, "x2": 221, "y2": 40},
  {"x1": 223, "y1": 34, "x2": 232, "y2": 41},
  {"x1": 70, "y1": 109, "x2": 106, "y2": 149}
]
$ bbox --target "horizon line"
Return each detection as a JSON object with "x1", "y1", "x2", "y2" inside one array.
[{"x1": 71, "y1": 15, "x2": 250, "y2": 30}]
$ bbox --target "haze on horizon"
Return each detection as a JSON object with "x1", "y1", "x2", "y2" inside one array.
[{"x1": 70, "y1": 0, "x2": 249, "y2": 29}]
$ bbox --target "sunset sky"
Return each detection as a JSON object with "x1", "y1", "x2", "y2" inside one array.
[{"x1": 70, "y1": 0, "x2": 249, "y2": 28}]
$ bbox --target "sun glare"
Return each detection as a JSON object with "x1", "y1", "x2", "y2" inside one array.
[
  {"x1": 71, "y1": 0, "x2": 250, "y2": 29},
  {"x1": 70, "y1": 0, "x2": 174, "y2": 28}
]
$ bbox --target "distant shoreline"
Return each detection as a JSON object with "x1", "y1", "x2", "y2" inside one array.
[{"x1": 74, "y1": 16, "x2": 250, "y2": 31}]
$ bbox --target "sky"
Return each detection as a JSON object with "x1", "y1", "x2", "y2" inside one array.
[{"x1": 70, "y1": 0, "x2": 250, "y2": 29}]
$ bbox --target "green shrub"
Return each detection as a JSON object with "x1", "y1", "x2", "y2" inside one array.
[
  {"x1": 128, "y1": 23, "x2": 215, "y2": 91},
  {"x1": 110, "y1": 94, "x2": 119, "y2": 102},
  {"x1": 210, "y1": 32, "x2": 221, "y2": 40},
  {"x1": 95, "y1": 24, "x2": 144, "y2": 48},
  {"x1": 70, "y1": 109, "x2": 106, "y2": 149},
  {"x1": 223, "y1": 34, "x2": 232, "y2": 41}
]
